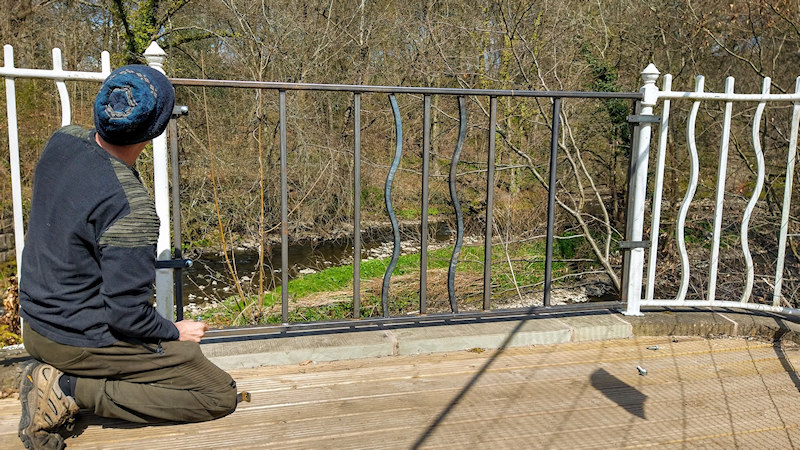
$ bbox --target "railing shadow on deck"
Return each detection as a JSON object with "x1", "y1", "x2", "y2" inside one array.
[
  {"x1": 407, "y1": 309, "x2": 799, "y2": 449},
  {"x1": 771, "y1": 317, "x2": 800, "y2": 394},
  {"x1": 409, "y1": 311, "x2": 535, "y2": 449}
]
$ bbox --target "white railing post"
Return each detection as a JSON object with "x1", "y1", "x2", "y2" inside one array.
[
  {"x1": 707, "y1": 77, "x2": 735, "y2": 303},
  {"x1": 622, "y1": 63, "x2": 660, "y2": 316},
  {"x1": 144, "y1": 41, "x2": 174, "y2": 321},
  {"x1": 3, "y1": 45, "x2": 24, "y2": 280},
  {"x1": 645, "y1": 74, "x2": 672, "y2": 302}
]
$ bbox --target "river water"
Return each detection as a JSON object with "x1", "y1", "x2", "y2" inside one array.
[{"x1": 181, "y1": 225, "x2": 455, "y2": 305}]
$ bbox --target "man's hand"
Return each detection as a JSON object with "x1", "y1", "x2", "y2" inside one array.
[{"x1": 175, "y1": 320, "x2": 208, "y2": 343}]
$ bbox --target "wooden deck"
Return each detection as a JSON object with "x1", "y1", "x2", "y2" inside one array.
[{"x1": 0, "y1": 336, "x2": 798, "y2": 449}]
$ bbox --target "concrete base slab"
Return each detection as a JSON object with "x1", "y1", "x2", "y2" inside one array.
[
  {"x1": 202, "y1": 330, "x2": 395, "y2": 369},
  {"x1": 197, "y1": 309, "x2": 800, "y2": 369},
  {"x1": 201, "y1": 312, "x2": 641, "y2": 367},
  {"x1": 717, "y1": 310, "x2": 800, "y2": 342},
  {"x1": 557, "y1": 313, "x2": 632, "y2": 342},
  {"x1": 621, "y1": 308, "x2": 739, "y2": 337},
  {"x1": 390, "y1": 318, "x2": 573, "y2": 355}
]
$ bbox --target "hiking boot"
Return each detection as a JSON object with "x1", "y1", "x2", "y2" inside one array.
[
  {"x1": 21, "y1": 430, "x2": 65, "y2": 450},
  {"x1": 18, "y1": 362, "x2": 79, "y2": 449}
]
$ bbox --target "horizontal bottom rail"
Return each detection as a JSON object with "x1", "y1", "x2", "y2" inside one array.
[
  {"x1": 641, "y1": 300, "x2": 799, "y2": 316},
  {"x1": 202, "y1": 301, "x2": 625, "y2": 343}
]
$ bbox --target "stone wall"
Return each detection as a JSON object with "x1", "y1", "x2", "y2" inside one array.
[{"x1": 0, "y1": 219, "x2": 15, "y2": 264}]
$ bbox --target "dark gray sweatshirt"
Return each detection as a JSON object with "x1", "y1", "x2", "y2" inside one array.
[{"x1": 20, "y1": 125, "x2": 179, "y2": 347}]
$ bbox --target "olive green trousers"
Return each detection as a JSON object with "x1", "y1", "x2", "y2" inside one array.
[{"x1": 23, "y1": 322, "x2": 237, "y2": 423}]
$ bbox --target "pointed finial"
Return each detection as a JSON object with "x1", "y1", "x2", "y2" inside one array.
[
  {"x1": 641, "y1": 63, "x2": 660, "y2": 85},
  {"x1": 143, "y1": 41, "x2": 166, "y2": 74},
  {"x1": 640, "y1": 63, "x2": 661, "y2": 106}
]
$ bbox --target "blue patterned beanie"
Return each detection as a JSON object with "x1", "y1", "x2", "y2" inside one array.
[{"x1": 94, "y1": 65, "x2": 175, "y2": 145}]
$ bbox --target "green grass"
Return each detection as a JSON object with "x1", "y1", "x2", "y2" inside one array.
[{"x1": 195, "y1": 238, "x2": 579, "y2": 326}]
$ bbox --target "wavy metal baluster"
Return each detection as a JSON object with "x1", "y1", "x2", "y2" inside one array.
[
  {"x1": 646, "y1": 74, "x2": 672, "y2": 301},
  {"x1": 52, "y1": 48, "x2": 70, "y2": 126},
  {"x1": 380, "y1": 94, "x2": 403, "y2": 318},
  {"x1": 740, "y1": 78, "x2": 769, "y2": 303},
  {"x1": 773, "y1": 77, "x2": 800, "y2": 305},
  {"x1": 447, "y1": 96, "x2": 466, "y2": 313},
  {"x1": 676, "y1": 76, "x2": 703, "y2": 302}
]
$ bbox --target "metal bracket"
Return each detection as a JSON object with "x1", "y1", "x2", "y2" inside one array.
[
  {"x1": 620, "y1": 240, "x2": 650, "y2": 250},
  {"x1": 154, "y1": 258, "x2": 193, "y2": 269},
  {"x1": 171, "y1": 105, "x2": 189, "y2": 118},
  {"x1": 626, "y1": 115, "x2": 661, "y2": 124}
]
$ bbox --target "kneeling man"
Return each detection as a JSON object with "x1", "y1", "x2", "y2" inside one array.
[{"x1": 18, "y1": 65, "x2": 238, "y2": 449}]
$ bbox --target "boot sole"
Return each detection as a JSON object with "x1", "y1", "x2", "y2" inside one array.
[{"x1": 18, "y1": 361, "x2": 39, "y2": 449}]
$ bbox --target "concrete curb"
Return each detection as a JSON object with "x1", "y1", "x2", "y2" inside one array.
[
  {"x1": 201, "y1": 313, "x2": 636, "y2": 370},
  {"x1": 201, "y1": 308, "x2": 800, "y2": 370},
  {"x1": 627, "y1": 307, "x2": 800, "y2": 344}
]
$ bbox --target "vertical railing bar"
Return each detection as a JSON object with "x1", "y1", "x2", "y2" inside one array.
[
  {"x1": 280, "y1": 90, "x2": 289, "y2": 323},
  {"x1": 773, "y1": 77, "x2": 800, "y2": 305},
  {"x1": 483, "y1": 96, "x2": 497, "y2": 310},
  {"x1": 4, "y1": 45, "x2": 24, "y2": 279},
  {"x1": 708, "y1": 77, "x2": 735, "y2": 303},
  {"x1": 52, "y1": 48, "x2": 71, "y2": 126},
  {"x1": 621, "y1": 100, "x2": 640, "y2": 307},
  {"x1": 101, "y1": 51, "x2": 111, "y2": 75},
  {"x1": 420, "y1": 94, "x2": 431, "y2": 314},
  {"x1": 168, "y1": 117, "x2": 184, "y2": 321},
  {"x1": 675, "y1": 76, "x2": 703, "y2": 302},
  {"x1": 543, "y1": 98, "x2": 562, "y2": 308},
  {"x1": 740, "y1": 78, "x2": 769, "y2": 303},
  {"x1": 353, "y1": 93, "x2": 362, "y2": 319},
  {"x1": 447, "y1": 96, "x2": 466, "y2": 314},
  {"x1": 381, "y1": 94, "x2": 403, "y2": 318},
  {"x1": 645, "y1": 75, "x2": 672, "y2": 301}
]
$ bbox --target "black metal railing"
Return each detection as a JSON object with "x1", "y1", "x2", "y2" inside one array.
[{"x1": 167, "y1": 77, "x2": 642, "y2": 337}]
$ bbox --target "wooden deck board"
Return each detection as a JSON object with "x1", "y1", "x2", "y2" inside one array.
[{"x1": 0, "y1": 336, "x2": 797, "y2": 449}]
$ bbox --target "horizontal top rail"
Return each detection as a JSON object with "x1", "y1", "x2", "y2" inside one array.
[
  {"x1": 0, "y1": 68, "x2": 642, "y2": 99},
  {"x1": 1, "y1": 45, "x2": 111, "y2": 82},
  {"x1": 659, "y1": 90, "x2": 800, "y2": 102},
  {"x1": 0, "y1": 67, "x2": 108, "y2": 82},
  {"x1": 170, "y1": 77, "x2": 643, "y2": 99}
]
